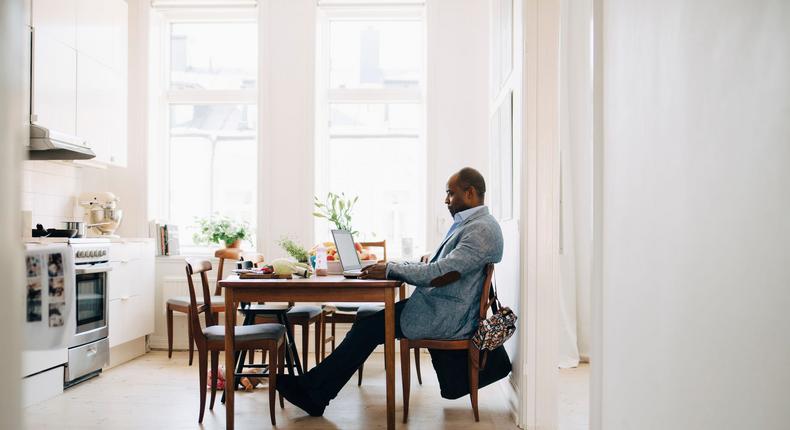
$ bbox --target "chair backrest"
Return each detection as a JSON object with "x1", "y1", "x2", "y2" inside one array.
[
  {"x1": 478, "y1": 263, "x2": 496, "y2": 321},
  {"x1": 359, "y1": 240, "x2": 387, "y2": 262},
  {"x1": 244, "y1": 253, "x2": 266, "y2": 267},
  {"x1": 213, "y1": 247, "x2": 243, "y2": 295},
  {"x1": 185, "y1": 258, "x2": 216, "y2": 342}
]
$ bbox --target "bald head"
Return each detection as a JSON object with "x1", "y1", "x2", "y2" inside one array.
[
  {"x1": 445, "y1": 167, "x2": 486, "y2": 216},
  {"x1": 456, "y1": 167, "x2": 486, "y2": 199}
]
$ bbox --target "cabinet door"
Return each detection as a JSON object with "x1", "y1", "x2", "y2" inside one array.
[
  {"x1": 76, "y1": 54, "x2": 114, "y2": 161},
  {"x1": 32, "y1": 0, "x2": 77, "y2": 49},
  {"x1": 32, "y1": 35, "x2": 77, "y2": 135},
  {"x1": 76, "y1": 0, "x2": 127, "y2": 71},
  {"x1": 107, "y1": 260, "x2": 130, "y2": 301},
  {"x1": 107, "y1": 70, "x2": 127, "y2": 166}
]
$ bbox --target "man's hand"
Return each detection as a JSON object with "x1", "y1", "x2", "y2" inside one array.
[{"x1": 360, "y1": 262, "x2": 388, "y2": 279}]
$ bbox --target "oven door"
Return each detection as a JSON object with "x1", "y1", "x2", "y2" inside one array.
[{"x1": 71, "y1": 265, "x2": 111, "y2": 347}]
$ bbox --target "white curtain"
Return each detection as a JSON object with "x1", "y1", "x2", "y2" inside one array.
[{"x1": 558, "y1": 0, "x2": 593, "y2": 369}]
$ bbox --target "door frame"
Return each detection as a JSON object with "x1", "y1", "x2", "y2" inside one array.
[{"x1": 518, "y1": 0, "x2": 562, "y2": 428}]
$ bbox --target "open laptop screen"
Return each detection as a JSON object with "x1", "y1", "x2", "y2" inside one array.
[{"x1": 331, "y1": 230, "x2": 361, "y2": 271}]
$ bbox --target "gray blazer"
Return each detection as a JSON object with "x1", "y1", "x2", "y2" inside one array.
[{"x1": 387, "y1": 206, "x2": 504, "y2": 340}]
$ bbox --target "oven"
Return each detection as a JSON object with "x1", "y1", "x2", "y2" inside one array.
[
  {"x1": 72, "y1": 262, "x2": 110, "y2": 345},
  {"x1": 66, "y1": 242, "x2": 111, "y2": 386}
]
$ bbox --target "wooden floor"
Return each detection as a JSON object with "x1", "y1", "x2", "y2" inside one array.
[
  {"x1": 24, "y1": 350, "x2": 519, "y2": 429},
  {"x1": 559, "y1": 363, "x2": 590, "y2": 430}
]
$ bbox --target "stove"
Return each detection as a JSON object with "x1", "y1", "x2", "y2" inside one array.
[
  {"x1": 25, "y1": 237, "x2": 111, "y2": 244},
  {"x1": 24, "y1": 236, "x2": 111, "y2": 387}
]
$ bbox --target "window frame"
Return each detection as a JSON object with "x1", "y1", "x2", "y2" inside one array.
[
  {"x1": 315, "y1": 5, "x2": 427, "y2": 257},
  {"x1": 150, "y1": 9, "x2": 259, "y2": 251},
  {"x1": 489, "y1": 0, "x2": 517, "y2": 222}
]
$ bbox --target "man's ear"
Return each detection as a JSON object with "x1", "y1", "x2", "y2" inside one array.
[{"x1": 466, "y1": 187, "x2": 479, "y2": 204}]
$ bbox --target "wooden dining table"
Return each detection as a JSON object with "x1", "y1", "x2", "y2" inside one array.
[{"x1": 219, "y1": 275, "x2": 405, "y2": 430}]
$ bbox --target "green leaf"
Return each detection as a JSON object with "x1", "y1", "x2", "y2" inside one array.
[{"x1": 312, "y1": 212, "x2": 326, "y2": 218}]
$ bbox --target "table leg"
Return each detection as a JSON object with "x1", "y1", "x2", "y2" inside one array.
[
  {"x1": 224, "y1": 288, "x2": 235, "y2": 430},
  {"x1": 384, "y1": 288, "x2": 396, "y2": 430}
]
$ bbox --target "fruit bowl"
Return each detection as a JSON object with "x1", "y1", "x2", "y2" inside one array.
[{"x1": 327, "y1": 260, "x2": 344, "y2": 275}]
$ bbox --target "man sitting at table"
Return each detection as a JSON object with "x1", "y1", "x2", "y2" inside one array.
[{"x1": 276, "y1": 166, "x2": 504, "y2": 416}]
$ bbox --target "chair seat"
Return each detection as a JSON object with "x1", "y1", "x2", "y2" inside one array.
[
  {"x1": 324, "y1": 302, "x2": 382, "y2": 313},
  {"x1": 203, "y1": 323, "x2": 286, "y2": 342},
  {"x1": 239, "y1": 303, "x2": 290, "y2": 318},
  {"x1": 356, "y1": 304, "x2": 384, "y2": 319},
  {"x1": 287, "y1": 305, "x2": 322, "y2": 319},
  {"x1": 167, "y1": 295, "x2": 224, "y2": 308}
]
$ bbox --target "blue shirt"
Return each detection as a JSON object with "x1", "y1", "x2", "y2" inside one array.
[{"x1": 444, "y1": 205, "x2": 488, "y2": 240}]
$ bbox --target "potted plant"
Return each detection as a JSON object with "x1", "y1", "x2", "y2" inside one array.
[
  {"x1": 277, "y1": 237, "x2": 310, "y2": 263},
  {"x1": 313, "y1": 192, "x2": 358, "y2": 235},
  {"x1": 193, "y1": 215, "x2": 252, "y2": 248}
]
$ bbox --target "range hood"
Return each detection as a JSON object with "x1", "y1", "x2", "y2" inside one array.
[{"x1": 28, "y1": 124, "x2": 95, "y2": 160}]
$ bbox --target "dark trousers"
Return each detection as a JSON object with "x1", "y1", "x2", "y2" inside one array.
[{"x1": 301, "y1": 299, "x2": 408, "y2": 405}]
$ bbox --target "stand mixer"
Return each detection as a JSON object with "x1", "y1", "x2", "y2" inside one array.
[{"x1": 78, "y1": 192, "x2": 123, "y2": 237}]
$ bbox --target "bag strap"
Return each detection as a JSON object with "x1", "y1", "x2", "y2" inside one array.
[{"x1": 489, "y1": 273, "x2": 502, "y2": 314}]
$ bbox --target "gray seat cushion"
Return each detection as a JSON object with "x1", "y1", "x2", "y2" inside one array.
[
  {"x1": 287, "y1": 305, "x2": 322, "y2": 319},
  {"x1": 325, "y1": 302, "x2": 383, "y2": 314},
  {"x1": 356, "y1": 304, "x2": 384, "y2": 319},
  {"x1": 203, "y1": 323, "x2": 286, "y2": 342},
  {"x1": 167, "y1": 295, "x2": 225, "y2": 307},
  {"x1": 240, "y1": 303, "x2": 290, "y2": 312}
]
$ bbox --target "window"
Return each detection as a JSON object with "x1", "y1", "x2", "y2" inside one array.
[
  {"x1": 490, "y1": 0, "x2": 515, "y2": 220},
  {"x1": 152, "y1": 12, "x2": 258, "y2": 250},
  {"x1": 316, "y1": 6, "x2": 426, "y2": 260}
]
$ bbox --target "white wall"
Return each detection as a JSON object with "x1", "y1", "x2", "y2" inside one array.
[
  {"x1": 1, "y1": 0, "x2": 27, "y2": 427},
  {"x1": 22, "y1": 162, "x2": 83, "y2": 228},
  {"x1": 257, "y1": 0, "x2": 316, "y2": 260},
  {"x1": 596, "y1": 1, "x2": 790, "y2": 428},
  {"x1": 425, "y1": 0, "x2": 490, "y2": 247}
]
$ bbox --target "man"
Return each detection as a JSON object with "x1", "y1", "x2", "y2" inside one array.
[{"x1": 276, "y1": 167, "x2": 504, "y2": 416}]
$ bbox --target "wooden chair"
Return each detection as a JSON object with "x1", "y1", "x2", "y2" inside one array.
[
  {"x1": 185, "y1": 258, "x2": 286, "y2": 425},
  {"x1": 399, "y1": 263, "x2": 496, "y2": 423},
  {"x1": 166, "y1": 247, "x2": 243, "y2": 365},
  {"x1": 320, "y1": 240, "x2": 422, "y2": 386}
]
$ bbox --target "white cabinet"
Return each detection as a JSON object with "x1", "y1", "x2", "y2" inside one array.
[
  {"x1": 76, "y1": 54, "x2": 113, "y2": 161},
  {"x1": 31, "y1": 0, "x2": 127, "y2": 167},
  {"x1": 31, "y1": 0, "x2": 77, "y2": 49},
  {"x1": 74, "y1": 0, "x2": 127, "y2": 167},
  {"x1": 106, "y1": 69, "x2": 127, "y2": 166},
  {"x1": 108, "y1": 240, "x2": 154, "y2": 348},
  {"x1": 32, "y1": 34, "x2": 77, "y2": 135},
  {"x1": 76, "y1": 0, "x2": 126, "y2": 70},
  {"x1": 76, "y1": 54, "x2": 126, "y2": 165}
]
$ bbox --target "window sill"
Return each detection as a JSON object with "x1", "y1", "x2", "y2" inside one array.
[{"x1": 155, "y1": 247, "x2": 258, "y2": 261}]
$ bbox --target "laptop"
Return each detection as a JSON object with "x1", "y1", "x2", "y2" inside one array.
[{"x1": 331, "y1": 229, "x2": 375, "y2": 278}]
